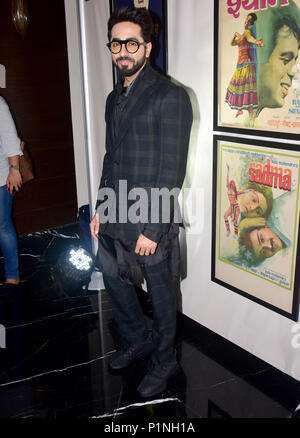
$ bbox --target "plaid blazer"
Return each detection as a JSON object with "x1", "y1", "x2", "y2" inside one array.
[{"x1": 96, "y1": 65, "x2": 193, "y2": 243}]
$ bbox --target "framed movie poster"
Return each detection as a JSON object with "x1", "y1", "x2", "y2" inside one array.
[
  {"x1": 109, "y1": 0, "x2": 168, "y2": 78},
  {"x1": 212, "y1": 135, "x2": 300, "y2": 321},
  {"x1": 214, "y1": 0, "x2": 300, "y2": 139}
]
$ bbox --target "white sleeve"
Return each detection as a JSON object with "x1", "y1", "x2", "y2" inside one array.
[{"x1": 0, "y1": 97, "x2": 22, "y2": 158}]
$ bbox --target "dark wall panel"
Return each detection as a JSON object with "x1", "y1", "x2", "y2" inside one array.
[{"x1": 0, "y1": 0, "x2": 78, "y2": 235}]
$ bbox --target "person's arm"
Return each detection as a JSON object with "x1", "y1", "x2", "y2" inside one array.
[
  {"x1": 226, "y1": 163, "x2": 230, "y2": 189},
  {"x1": 135, "y1": 86, "x2": 193, "y2": 256},
  {"x1": 231, "y1": 32, "x2": 240, "y2": 46},
  {"x1": 245, "y1": 29, "x2": 264, "y2": 46},
  {"x1": 6, "y1": 155, "x2": 22, "y2": 193},
  {"x1": 91, "y1": 153, "x2": 111, "y2": 242},
  {"x1": 135, "y1": 233, "x2": 157, "y2": 256},
  {"x1": 141, "y1": 85, "x2": 193, "y2": 243},
  {"x1": 0, "y1": 98, "x2": 23, "y2": 193},
  {"x1": 94, "y1": 92, "x2": 114, "y2": 213},
  {"x1": 91, "y1": 93, "x2": 114, "y2": 241},
  {"x1": 90, "y1": 212, "x2": 99, "y2": 242}
]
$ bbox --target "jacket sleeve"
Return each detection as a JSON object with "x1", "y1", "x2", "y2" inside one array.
[
  {"x1": 95, "y1": 93, "x2": 114, "y2": 212},
  {"x1": 95, "y1": 152, "x2": 113, "y2": 211},
  {"x1": 142, "y1": 85, "x2": 193, "y2": 242}
]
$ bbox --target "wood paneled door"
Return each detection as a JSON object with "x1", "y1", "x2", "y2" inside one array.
[{"x1": 0, "y1": 0, "x2": 78, "y2": 235}]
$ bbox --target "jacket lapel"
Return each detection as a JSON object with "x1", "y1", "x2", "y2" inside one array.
[
  {"x1": 112, "y1": 67, "x2": 158, "y2": 152},
  {"x1": 106, "y1": 91, "x2": 118, "y2": 148}
]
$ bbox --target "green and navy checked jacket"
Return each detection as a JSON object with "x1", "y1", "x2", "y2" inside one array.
[{"x1": 96, "y1": 65, "x2": 193, "y2": 243}]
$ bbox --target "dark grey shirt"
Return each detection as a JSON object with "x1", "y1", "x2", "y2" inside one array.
[{"x1": 113, "y1": 66, "x2": 146, "y2": 138}]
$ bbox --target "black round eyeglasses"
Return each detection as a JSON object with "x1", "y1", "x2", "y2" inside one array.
[{"x1": 106, "y1": 39, "x2": 147, "y2": 54}]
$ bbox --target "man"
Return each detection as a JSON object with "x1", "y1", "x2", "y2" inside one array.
[
  {"x1": 256, "y1": 0, "x2": 300, "y2": 115},
  {"x1": 90, "y1": 7, "x2": 192, "y2": 398}
]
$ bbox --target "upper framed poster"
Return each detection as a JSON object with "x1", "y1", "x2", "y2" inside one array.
[
  {"x1": 214, "y1": 0, "x2": 300, "y2": 139},
  {"x1": 109, "y1": 0, "x2": 168, "y2": 80},
  {"x1": 212, "y1": 135, "x2": 300, "y2": 321}
]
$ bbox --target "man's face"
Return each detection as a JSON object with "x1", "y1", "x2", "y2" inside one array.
[
  {"x1": 258, "y1": 25, "x2": 299, "y2": 109},
  {"x1": 110, "y1": 21, "x2": 152, "y2": 79},
  {"x1": 249, "y1": 226, "x2": 283, "y2": 260}
]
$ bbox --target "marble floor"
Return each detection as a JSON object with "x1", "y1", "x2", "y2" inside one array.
[{"x1": 0, "y1": 223, "x2": 299, "y2": 420}]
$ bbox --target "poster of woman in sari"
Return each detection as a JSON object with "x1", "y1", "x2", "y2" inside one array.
[
  {"x1": 215, "y1": 0, "x2": 300, "y2": 137},
  {"x1": 212, "y1": 136, "x2": 300, "y2": 320}
]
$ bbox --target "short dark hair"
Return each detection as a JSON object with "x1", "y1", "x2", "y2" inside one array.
[
  {"x1": 274, "y1": 15, "x2": 300, "y2": 47},
  {"x1": 257, "y1": 1, "x2": 300, "y2": 64},
  {"x1": 107, "y1": 6, "x2": 153, "y2": 42},
  {"x1": 248, "y1": 13, "x2": 257, "y2": 25}
]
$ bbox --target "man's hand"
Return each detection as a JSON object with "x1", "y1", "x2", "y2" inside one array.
[
  {"x1": 135, "y1": 233, "x2": 157, "y2": 256},
  {"x1": 90, "y1": 213, "x2": 100, "y2": 241}
]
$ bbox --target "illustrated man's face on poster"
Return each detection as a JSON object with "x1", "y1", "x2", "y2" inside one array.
[
  {"x1": 258, "y1": 24, "x2": 300, "y2": 109},
  {"x1": 249, "y1": 226, "x2": 283, "y2": 260}
]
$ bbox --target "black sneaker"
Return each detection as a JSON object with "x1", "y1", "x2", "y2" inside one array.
[
  {"x1": 137, "y1": 360, "x2": 180, "y2": 398},
  {"x1": 109, "y1": 341, "x2": 153, "y2": 371}
]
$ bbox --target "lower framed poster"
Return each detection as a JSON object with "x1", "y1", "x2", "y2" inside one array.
[{"x1": 212, "y1": 135, "x2": 300, "y2": 321}]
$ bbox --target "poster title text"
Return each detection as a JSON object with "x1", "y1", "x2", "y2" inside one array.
[
  {"x1": 249, "y1": 158, "x2": 292, "y2": 190},
  {"x1": 227, "y1": 0, "x2": 289, "y2": 18}
]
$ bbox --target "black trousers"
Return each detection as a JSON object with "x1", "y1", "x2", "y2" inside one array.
[{"x1": 103, "y1": 258, "x2": 177, "y2": 365}]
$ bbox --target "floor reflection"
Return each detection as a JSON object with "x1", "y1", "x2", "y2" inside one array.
[{"x1": 0, "y1": 224, "x2": 299, "y2": 419}]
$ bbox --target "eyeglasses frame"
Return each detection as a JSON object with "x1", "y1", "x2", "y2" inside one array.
[{"x1": 106, "y1": 39, "x2": 148, "y2": 54}]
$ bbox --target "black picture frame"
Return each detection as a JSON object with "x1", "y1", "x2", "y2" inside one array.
[
  {"x1": 109, "y1": 0, "x2": 168, "y2": 85},
  {"x1": 214, "y1": 0, "x2": 300, "y2": 140},
  {"x1": 212, "y1": 134, "x2": 300, "y2": 321}
]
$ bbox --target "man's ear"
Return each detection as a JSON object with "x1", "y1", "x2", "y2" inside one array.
[{"x1": 146, "y1": 42, "x2": 152, "y2": 58}]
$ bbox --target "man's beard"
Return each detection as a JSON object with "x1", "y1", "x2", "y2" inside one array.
[{"x1": 115, "y1": 53, "x2": 146, "y2": 77}]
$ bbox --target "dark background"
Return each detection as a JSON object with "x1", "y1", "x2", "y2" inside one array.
[{"x1": 0, "y1": 0, "x2": 77, "y2": 235}]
